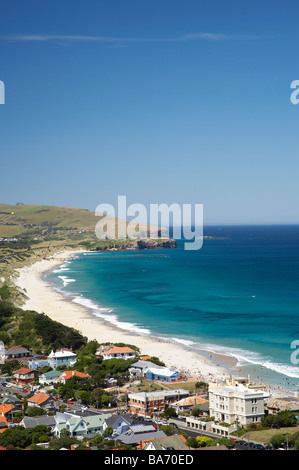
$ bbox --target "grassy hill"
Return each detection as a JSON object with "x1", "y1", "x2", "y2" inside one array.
[{"x1": 0, "y1": 203, "x2": 102, "y2": 238}]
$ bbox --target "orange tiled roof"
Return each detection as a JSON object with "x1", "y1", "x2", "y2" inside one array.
[
  {"x1": 104, "y1": 347, "x2": 135, "y2": 355},
  {"x1": 58, "y1": 370, "x2": 90, "y2": 380},
  {"x1": 14, "y1": 367, "x2": 35, "y2": 375},
  {"x1": 140, "y1": 355, "x2": 151, "y2": 361},
  {"x1": 0, "y1": 404, "x2": 14, "y2": 415},
  {"x1": 0, "y1": 416, "x2": 8, "y2": 434},
  {"x1": 28, "y1": 392, "x2": 51, "y2": 405}
]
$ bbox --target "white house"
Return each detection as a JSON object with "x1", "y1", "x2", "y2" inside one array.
[
  {"x1": 102, "y1": 346, "x2": 136, "y2": 361},
  {"x1": 47, "y1": 349, "x2": 77, "y2": 369}
]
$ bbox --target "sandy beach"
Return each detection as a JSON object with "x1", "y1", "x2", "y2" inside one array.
[{"x1": 12, "y1": 248, "x2": 235, "y2": 384}]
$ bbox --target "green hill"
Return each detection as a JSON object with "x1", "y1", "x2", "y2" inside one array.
[{"x1": 0, "y1": 203, "x2": 101, "y2": 238}]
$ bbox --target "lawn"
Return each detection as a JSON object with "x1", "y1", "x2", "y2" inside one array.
[{"x1": 242, "y1": 426, "x2": 299, "y2": 445}]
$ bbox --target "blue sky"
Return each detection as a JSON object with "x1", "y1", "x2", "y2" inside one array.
[{"x1": 0, "y1": 0, "x2": 298, "y2": 224}]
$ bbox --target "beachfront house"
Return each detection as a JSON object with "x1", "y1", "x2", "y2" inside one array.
[
  {"x1": 102, "y1": 346, "x2": 136, "y2": 361},
  {"x1": 128, "y1": 360, "x2": 164, "y2": 378},
  {"x1": 145, "y1": 367, "x2": 181, "y2": 383},
  {"x1": 47, "y1": 349, "x2": 77, "y2": 369}
]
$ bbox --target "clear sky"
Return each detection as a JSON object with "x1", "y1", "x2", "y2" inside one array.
[{"x1": 0, "y1": 0, "x2": 298, "y2": 224}]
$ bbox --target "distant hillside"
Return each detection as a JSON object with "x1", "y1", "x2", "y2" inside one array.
[
  {"x1": 0, "y1": 203, "x2": 159, "y2": 239},
  {"x1": 0, "y1": 203, "x2": 101, "y2": 238}
]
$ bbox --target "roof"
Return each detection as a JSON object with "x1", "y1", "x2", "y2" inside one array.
[
  {"x1": 14, "y1": 367, "x2": 35, "y2": 375},
  {"x1": 28, "y1": 392, "x2": 51, "y2": 405},
  {"x1": 58, "y1": 370, "x2": 90, "y2": 381},
  {"x1": 105, "y1": 414, "x2": 133, "y2": 428},
  {"x1": 0, "y1": 416, "x2": 8, "y2": 433},
  {"x1": 21, "y1": 416, "x2": 56, "y2": 428},
  {"x1": 129, "y1": 389, "x2": 189, "y2": 399},
  {"x1": 174, "y1": 396, "x2": 209, "y2": 407},
  {"x1": 40, "y1": 370, "x2": 62, "y2": 378},
  {"x1": 146, "y1": 367, "x2": 179, "y2": 377},
  {"x1": 6, "y1": 346, "x2": 30, "y2": 354},
  {"x1": 265, "y1": 398, "x2": 299, "y2": 411},
  {"x1": 142, "y1": 434, "x2": 188, "y2": 451},
  {"x1": 48, "y1": 349, "x2": 77, "y2": 358},
  {"x1": 129, "y1": 360, "x2": 164, "y2": 371},
  {"x1": 104, "y1": 347, "x2": 136, "y2": 355},
  {"x1": 0, "y1": 404, "x2": 14, "y2": 415},
  {"x1": 116, "y1": 429, "x2": 166, "y2": 445}
]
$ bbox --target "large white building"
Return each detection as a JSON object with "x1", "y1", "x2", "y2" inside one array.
[{"x1": 209, "y1": 381, "x2": 269, "y2": 426}]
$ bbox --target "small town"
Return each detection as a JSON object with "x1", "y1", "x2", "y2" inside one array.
[{"x1": 1, "y1": 342, "x2": 299, "y2": 451}]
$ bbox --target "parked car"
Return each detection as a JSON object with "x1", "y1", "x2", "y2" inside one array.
[{"x1": 22, "y1": 388, "x2": 28, "y2": 393}]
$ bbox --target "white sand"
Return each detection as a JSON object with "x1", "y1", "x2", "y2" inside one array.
[{"x1": 12, "y1": 248, "x2": 231, "y2": 383}]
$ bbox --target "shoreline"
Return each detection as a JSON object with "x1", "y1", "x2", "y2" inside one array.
[
  {"x1": 12, "y1": 249, "x2": 296, "y2": 397},
  {"x1": 12, "y1": 248, "x2": 234, "y2": 384}
]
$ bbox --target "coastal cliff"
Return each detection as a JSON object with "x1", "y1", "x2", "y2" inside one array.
[{"x1": 91, "y1": 238, "x2": 177, "y2": 252}]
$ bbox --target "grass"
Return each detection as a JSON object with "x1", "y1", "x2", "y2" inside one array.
[{"x1": 241, "y1": 426, "x2": 299, "y2": 445}]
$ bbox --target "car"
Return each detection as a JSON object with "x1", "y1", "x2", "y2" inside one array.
[
  {"x1": 5, "y1": 383, "x2": 11, "y2": 388},
  {"x1": 255, "y1": 444, "x2": 265, "y2": 450},
  {"x1": 22, "y1": 388, "x2": 28, "y2": 393},
  {"x1": 67, "y1": 400, "x2": 74, "y2": 404}
]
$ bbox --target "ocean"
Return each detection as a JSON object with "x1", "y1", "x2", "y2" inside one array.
[{"x1": 46, "y1": 225, "x2": 299, "y2": 392}]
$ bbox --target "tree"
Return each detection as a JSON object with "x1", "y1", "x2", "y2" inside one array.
[
  {"x1": 104, "y1": 426, "x2": 114, "y2": 437},
  {"x1": 196, "y1": 436, "x2": 214, "y2": 447},
  {"x1": 160, "y1": 424, "x2": 177, "y2": 436},
  {"x1": 269, "y1": 433, "x2": 287, "y2": 449},
  {"x1": 163, "y1": 407, "x2": 177, "y2": 419},
  {"x1": 27, "y1": 406, "x2": 47, "y2": 417}
]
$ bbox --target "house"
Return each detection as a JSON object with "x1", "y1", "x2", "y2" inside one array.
[
  {"x1": 0, "y1": 403, "x2": 15, "y2": 422},
  {"x1": 54, "y1": 412, "x2": 111, "y2": 437},
  {"x1": 141, "y1": 434, "x2": 188, "y2": 451},
  {"x1": 47, "y1": 349, "x2": 77, "y2": 369},
  {"x1": 20, "y1": 415, "x2": 57, "y2": 431},
  {"x1": 13, "y1": 367, "x2": 39, "y2": 384},
  {"x1": 264, "y1": 397, "x2": 299, "y2": 415},
  {"x1": 27, "y1": 392, "x2": 55, "y2": 412},
  {"x1": 5, "y1": 346, "x2": 31, "y2": 361},
  {"x1": 103, "y1": 413, "x2": 133, "y2": 437},
  {"x1": 128, "y1": 389, "x2": 190, "y2": 417},
  {"x1": 172, "y1": 395, "x2": 209, "y2": 413},
  {"x1": 39, "y1": 370, "x2": 62, "y2": 385},
  {"x1": 103, "y1": 346, "x2": 136, "y2": 361},
  {"x1": 0, "y1": 394, "x2": 21, "y2": 409},
  {"x1": 28, "y1": 359, "x2": 51, "y2": 370},
  {"x1": 209, "y1": 381, "x2": 269, "y2": 427},
  {"x1": 129, "y1": 360, "x2": 163, "y2": 378},
  {"x1": 115, "y1": 424, "x2": 166, "y2": 447},
  {"x1": 145, "y1": 367, "x2": 181, "y2": 383},
  {"x1": 56, "y1": 370, "x2": 90, "y2": 385}
]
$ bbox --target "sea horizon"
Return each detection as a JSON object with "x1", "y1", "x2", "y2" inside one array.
[{"x1": 46, "y1": 224, "x2": 299, "y2": 393}]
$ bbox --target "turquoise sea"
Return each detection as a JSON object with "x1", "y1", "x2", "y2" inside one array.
[{"x1": 46, "y1": 225, "x2": 299, "y2": 392}]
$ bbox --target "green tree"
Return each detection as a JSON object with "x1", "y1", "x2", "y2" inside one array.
[{"x1": 196, "y1": 436, "x2": 214, "y2": 447}]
